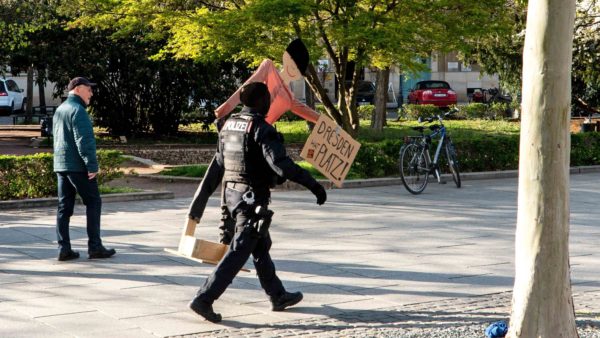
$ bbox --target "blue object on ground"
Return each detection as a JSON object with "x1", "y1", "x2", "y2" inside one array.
[{"x1": 485, "y1": 320, "x2": 508, "y2": 338}]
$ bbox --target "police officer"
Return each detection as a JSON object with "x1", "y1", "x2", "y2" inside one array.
[
  {"x1": 187, "y1": 137, "x2": 235, "y2": 245},
  {"x1": 188, "y1": 82, "x2": 327, "y2": 323}
]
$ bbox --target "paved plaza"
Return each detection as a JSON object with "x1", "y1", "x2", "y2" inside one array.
[{"x1": 1, "y1": 174, "x2": 600, "y2": 337}]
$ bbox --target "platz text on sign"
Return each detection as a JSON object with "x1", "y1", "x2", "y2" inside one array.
[{"x1": 300, "y1": 114, "x2": 361, "y2": 188}]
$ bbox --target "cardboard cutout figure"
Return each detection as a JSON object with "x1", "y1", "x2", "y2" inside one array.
[
  {"x1": 170, "y1": 39, "x2": 320, "y2": 265},
  {"x1": 215, "y1": 39, "x2": 319, "y2": 124}
]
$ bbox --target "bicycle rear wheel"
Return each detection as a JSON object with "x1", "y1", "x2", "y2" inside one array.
[
  {"x1": 399, "y1": 143, "x2": 429, "y2": 194},
  {"x1": 445, "y1": 140, "x2": 461, "y2": 188}
]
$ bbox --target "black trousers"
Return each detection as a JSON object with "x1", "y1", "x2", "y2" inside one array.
[
  {"x1": 196, "y1": 183, "x2": 285, "y2": 304},
  {"x1": 56, "y1": 172, "x2": 103, "y2": 253}
]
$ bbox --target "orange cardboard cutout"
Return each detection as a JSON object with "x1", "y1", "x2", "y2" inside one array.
[{"x1": 300, "y1": 114, "x2": 361, "y2": 187}]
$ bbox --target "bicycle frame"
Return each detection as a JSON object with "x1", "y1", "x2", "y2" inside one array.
[
  {"x1": 418, "y1": 118, "x2": 448, "y2": 182},
  {"x1": 400, "y1": 108, "x2": 461, "y2": 194}
]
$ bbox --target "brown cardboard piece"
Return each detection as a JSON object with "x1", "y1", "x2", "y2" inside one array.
[
  {"x1": 165, "y1": 218, "x2": 249, "y2": 272},
  {"x1": 300, "y1": 114, "x2": 361, "y2": 187}
]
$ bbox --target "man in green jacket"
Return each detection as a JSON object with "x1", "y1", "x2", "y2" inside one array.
[{"x1": 53, "y1": 77, "x2": 116, "y2": 261}]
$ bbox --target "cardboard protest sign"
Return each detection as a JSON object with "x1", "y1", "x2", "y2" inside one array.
[{"x1": 300, "y1": 114, "x2": 361, "y2": 187}]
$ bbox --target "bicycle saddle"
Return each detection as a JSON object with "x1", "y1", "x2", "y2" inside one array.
[{"x1": 411, "y1": 126, "x2": 426, "y2": 132}]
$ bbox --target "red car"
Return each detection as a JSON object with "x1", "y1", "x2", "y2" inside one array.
[{"x1": 407, "y1": 80, "x2": 457, "y2": 107}]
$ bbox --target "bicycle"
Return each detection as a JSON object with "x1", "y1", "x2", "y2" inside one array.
[{"x1": 399, "y1": 108, "x2": 461, "y2": 194}]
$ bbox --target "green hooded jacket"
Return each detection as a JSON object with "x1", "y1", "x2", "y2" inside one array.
[{"x1": 53, "y1": 94, "x2": 98, "y2": 173}]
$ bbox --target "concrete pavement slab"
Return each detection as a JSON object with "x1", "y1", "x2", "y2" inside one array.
[
  {"x1": 1, "y1": 172, "x2": 600, "y2": 337},
  {"x1": 35, "y1": 311, "x2": 139, "y2": 335},
  {"x1": 0, "y1": 311, "x2": 66, "y2": 338}
]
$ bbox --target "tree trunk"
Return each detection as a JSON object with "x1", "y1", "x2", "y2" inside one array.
[
  {"x1": 508, "y1": 0, "x2": 577, "y2": 337},
  {"x1": 371, "y1": 67, "x2": 389, "y2": 131},
  {"x1": 26, "y1": 65, "x2": 34, "y2": 116},
  {"x1": 305, "y1": 64, "x2": 343, "y2": 125},
  {"x1": 37, "y1": 68, "x2": 46, "y2": 108},
  {"x1": 304, "y1": 80, "x2": 315, "y2": 109},
  {"x1": 304, "y1": 80, "x2": 315, "y2": 131}
]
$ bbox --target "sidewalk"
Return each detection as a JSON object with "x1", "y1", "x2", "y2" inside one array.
[{"x1": 1, "y1": 174, "x2": 600, "y2": 337}]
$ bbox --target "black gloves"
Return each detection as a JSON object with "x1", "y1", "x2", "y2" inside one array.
[{"x1": 310, "y1": 183, "x2": 327, "y2": 205}]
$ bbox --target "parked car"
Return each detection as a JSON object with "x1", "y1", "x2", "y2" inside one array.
[
  {"x1": 407, "y1": 80, "x2": 457, "y2": 107},
  {"x1": 0, "y1": 78, "x2": 26, "y2": 115},
  {"x1": 355, "y1": 81, "x2": 376, "y2": 105}
]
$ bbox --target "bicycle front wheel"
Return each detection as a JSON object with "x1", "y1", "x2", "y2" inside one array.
[
  {"x1": 399, "y1": 143, "x2": 429, "y2": 194},
  {"x1": 445, "y1": 140, "x2": 461, "y2": 188}
]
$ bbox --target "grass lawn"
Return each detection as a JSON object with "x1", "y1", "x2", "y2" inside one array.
[
  {"x1": 159, "y1": 165, "x2": 209, "y2": 177},
  {"x1": 98, "y1": 185, "x2": 143, "y2": 194}
]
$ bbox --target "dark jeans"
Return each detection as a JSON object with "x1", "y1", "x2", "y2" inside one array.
[
  {"x1": 196, "y1": 182, "x2": 284, "y2": 303},
  {"x1": 56, "y1": 172, "x2": 103, "y2": 253}
]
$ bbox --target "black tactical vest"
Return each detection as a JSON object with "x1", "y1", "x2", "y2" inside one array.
[{"x1": 220, "y1": 113, "x2": 272, "y2": 186}]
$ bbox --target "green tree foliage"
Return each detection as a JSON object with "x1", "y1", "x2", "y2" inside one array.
[
  {"x1": 42, "y1": 28, "x2": 250, "y2": 136},
  {"x1": 466, "y1": 0, "x2": 600, "y2": 113},
  {"x1": 572, "y1": 0, "x2": 600, "y2": 116},
  {"x1": 65, "y1": 0, "x2": 509, "y2": 136},
  {"x1": 1, "y1": 0, "x2": 251, "y2": 136},
  {"x1": 463, "y1": 0, "x2": 526, "y2": 94},
  {"x1": 0, "y1": 0, "x2": 60, "y2": 68}
]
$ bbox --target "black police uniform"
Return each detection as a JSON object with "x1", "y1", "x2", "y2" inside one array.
[
  {"x1": 187, "y1": 154, "x2": 235, "y2": 244},
  {"x1": 192, "y1": 106, "x2": 325, "y2": 312}
]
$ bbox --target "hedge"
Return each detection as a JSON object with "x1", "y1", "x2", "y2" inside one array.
[
  {"x1": 347, "y1": 132, "x2": 600, "y2": 179},
  {"x1": 0, "y1": 150, "x2": 125, "y2": 200}
]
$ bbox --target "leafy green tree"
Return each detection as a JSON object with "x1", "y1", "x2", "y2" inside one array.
[
  {"x1": 466, "y1": 0, "x2": 600, "y2": 115},
  {"x1": 463, "y1": 1, "x2": 526, "y2": 94},
  {"x1": 571, "y1": 0, "x2": 600, "y2": 116},
  {"x1": 65, "y1": 0, "x2": 509, "y2": 135},
  {"x1": 2, "y1": 0, "x2": 250, "y2": 136},
  {"x1": 0, "y1": 0, "x2": 63, "y2": 113},
  {"x1": 42, "y1": 28, "x2": 249, "y2": 136}
]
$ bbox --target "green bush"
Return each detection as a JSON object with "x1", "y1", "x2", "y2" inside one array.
[
  {"x1": 571, "y1": 133, "x2": 600, "y2": 165},
  {"x1": 461, "y1": 103, "x2": 490, "y2": 120},
  {"x1": 357, "y1": 105, "x2": 375, "y2": 120},
  {"x1": 0, "y1": 153, "x2": 55, "y2": 200},
  {"x1": 488, "y1": 102, "x2": 513, "y2": 120},
  {"x1": 347, "y1": 132, "x2": 600, "y2": 180},
  {"x1": 0, "y1": 150, "x2": 125, "y2": 200},
  {"x1": 401, "y1": 104, "x2": 442, "y2": 120},
  {"x1": 348, "y1": 136, "x2": 520, "y2": 179},
  {"x1": 314, "y1": 104, "x2": 374, "y2": 121},
  {"x1": 97, "y1": 150, "x2": 126, "y2": 185}
]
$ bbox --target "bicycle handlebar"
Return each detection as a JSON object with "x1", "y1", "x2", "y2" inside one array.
[{"x1": 417, "y1": 107, "x2": 459, "y2": 123}]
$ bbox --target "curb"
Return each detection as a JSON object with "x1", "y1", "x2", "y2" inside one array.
[
  {"x1": 133, "y1": 165, "x2": 600, "y2": 189},
  {"x1": 5, "y1": 166, "x2": 600, "y2": 210},
  {"x1": 0, "y1": 191, "x2": 174, "y2": 210}
]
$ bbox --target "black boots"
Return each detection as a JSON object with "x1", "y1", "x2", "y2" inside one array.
[
  {"x1": 58, "y1": 249, "x2": 80, "y2": 261},
  {"x1": 271, "y1": 291, "x2": 303, "y2": 311},
  {"x1": 189, "y1": 298, "x2": 222, "y2": 323},
  {"x1": 189, "y1": 291, "x2": 302, "y2": 322},
  {"x1": 88, "y1": 247, "x2": 116, "y2": 259}
]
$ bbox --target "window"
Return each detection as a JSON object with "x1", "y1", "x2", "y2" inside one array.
[
  {"x1": 7, "y1": 80, "x2": 19, "y2": 92},
  {"x1": 447, "y1": 62, "x2": 460, "y2": 72}
]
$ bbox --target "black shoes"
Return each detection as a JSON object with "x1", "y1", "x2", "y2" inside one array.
[
  {"x1": 189, "y1": 298, "x2": 222, "y2": 323},
  {"x1": 88, "y1": 247, "x2": 116, "y2": 259},
  {"x1": 59, "y1": 247, "x2": 115, "y2": 260},
  {"x1": 271, "y1": 291, "x2": 303, "y2": 311},
  {"x1": 58, "y1": 250, "x2": 80, "y2": 261}
]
